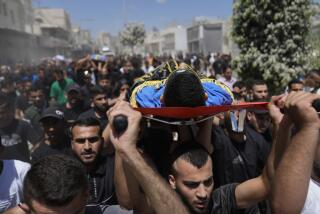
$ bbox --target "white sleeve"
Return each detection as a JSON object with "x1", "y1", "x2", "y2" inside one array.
[
  {"x1": 301, "y1": 180, "x2": 320, "y2": 214},
  {"x1": 14, "y1": 160, "x2": 31, "y2": 200}
]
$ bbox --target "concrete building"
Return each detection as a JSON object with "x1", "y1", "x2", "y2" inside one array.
[
  {"x1": 0, "y1": 0, "x2": 37, "y2": 64},
  {"x1": 187, "y1": 18, "x2": 225, "y2": 54},
  {"x1": 0, "y1": 0, "x2": 32, "y2": 32},
  {"x1": 144, "y1": 25, "x2": 187, "y2": 56},
  {"x1": 96, "y1": 32, "x2": 113, "y2": 51},
  {"x1": 161, "y1": 25, "x2": 187, "y2": 56},
  {"x1": 33, "y1": 8, "x2": 72, "y2": 57},
  {"x1": 145, "y1": 30, "x2": 162, "y2": 55},
  {"x1": 72, "y1": 26, "x2": 92, "y2": 58}
]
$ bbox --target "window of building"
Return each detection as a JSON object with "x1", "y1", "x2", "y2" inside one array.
[
  {"x1": 3, "y1": 3, "x2": 7, "y2": 16},
  {"x1": 10, "y1": 10, "x2": 15, "y2": 24}
]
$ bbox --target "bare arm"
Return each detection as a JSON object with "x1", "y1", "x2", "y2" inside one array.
[
  {"x1": 108, "y1": 101, "x2": 189, "y2": 214},
  {"x1": 271, "y1": 92, "x2": 320, "y2": 213},
  {"x1": 235, "y1": 95, "x2": 291, "y2": 209},
  {"x1": 114, "y1": 151, "x2": 153, "y2": 213}
]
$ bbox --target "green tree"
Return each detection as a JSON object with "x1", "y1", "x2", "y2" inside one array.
[
  {"x1": 307, "y1": 3, "x2": 320, "y2": 69},
  {"x1": 232, "y1": 0, "x2": 312, "y2": 93},
  {"x1": 120, "y1": 22, "x2": 146, "y2": 54}
]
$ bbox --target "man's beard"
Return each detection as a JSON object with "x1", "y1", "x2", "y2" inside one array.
[
  {"x1": 175, "y1": 187, "x2": 209, "y2": 214},
  {"x1": 94, "y1": 105, "x2": 108, "y2": 115}
]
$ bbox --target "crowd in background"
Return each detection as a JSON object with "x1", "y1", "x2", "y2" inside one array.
[{"x1": 0, "y1": 52, "x2": 320, "y2": 214}]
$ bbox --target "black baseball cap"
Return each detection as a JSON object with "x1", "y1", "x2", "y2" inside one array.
[
  {"x1": 67, "y1": 83, "x2": 81, "y2": 94},
  {"x1": 39, "y1": 107, "x2": 65, "y2": 122}
]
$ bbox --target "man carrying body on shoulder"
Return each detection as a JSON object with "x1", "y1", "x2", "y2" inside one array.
[
  {"x1": 271, "y1": 92, "x2": 320, "y2": 213},
  {"x1": 31, "y1": 107, "x2": 70, "y2": 164},
  {"x1": 108, "y1": 101, "x2": 279, "y2": 214}
]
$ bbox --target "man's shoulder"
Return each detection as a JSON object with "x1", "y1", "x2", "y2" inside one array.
[
  {"x1": 210, "y1": 183, "x2": 238, "y2": 214},
  {"x1": 4, "y1": 159, "x2": 30, "y2": 170},
  {"x1": 24, "y1": 105, "x2": 39, "y2": 117},
  {"x1": 78, "y1": 108, "x2": 95, "y2": 119},
  {"x1": 3, "y1": 160, "x2": 31, "y2": 178}
]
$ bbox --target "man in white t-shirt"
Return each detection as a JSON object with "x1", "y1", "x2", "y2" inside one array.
[
  {"x1": 271, "y1": 92, "x2": 320, "y2": 213},
  {"x1": 302, "y1": 179, "x2": 320, "y2": 213},
  {"x1": 0, "y1": 141, "x2": 30, "y2": 212},
  {"x1": 217, "y1": 63, "x2": 237, "y2": 90}
]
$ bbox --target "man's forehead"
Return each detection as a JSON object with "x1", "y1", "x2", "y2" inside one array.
[
  {"x1": 173, "y1": 158, "x2": 212, "y2": 178},
  {"x1": 253, "y1": 84, "x2": 267, "y2": 90}
]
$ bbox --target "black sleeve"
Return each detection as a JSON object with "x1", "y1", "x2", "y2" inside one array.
[
  {"x1": 210, "y1": 183, "x2": 238, "y2": 214},
  {"x1": 24, "y1": 121, "x2": 41, "y2": 145}
]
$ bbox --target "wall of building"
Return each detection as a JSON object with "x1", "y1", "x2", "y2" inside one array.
[{"x1": 0, "y1": 0, "x2": 26, "y2": 32}]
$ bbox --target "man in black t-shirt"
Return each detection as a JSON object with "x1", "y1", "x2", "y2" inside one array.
[
  {"x1": 31, "y1": 107, "x2": 70, "y2": 164},
  {"x1": 0, "y1": 93, "x2": 40, "y2": 163},
  {"x1": 61, "y1": 83, "x2": 90, "y2": 124},
  {"x1": 70, "y1": 117, "x2": 117, "y2": 207},
  {"x1": 109, "y1": 102, "x2": 276, "y2": 214},
  {"x1": 79, "y1": 85, "x2": 109, "y2": 129}
]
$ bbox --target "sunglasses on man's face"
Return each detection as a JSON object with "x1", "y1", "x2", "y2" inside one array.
[{"x1": 73, "y1": 136, "x2": 100, "y2": 144}]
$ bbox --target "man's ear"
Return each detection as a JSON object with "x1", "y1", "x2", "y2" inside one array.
[
  {"x1": 160, "y1": 95, "x2": 164, "y2": 104},
  {"x1": 204, "y1": 92, "x2": 208, "y2": 101},
  {"x1": 168, "y1": 175, "x2": 176, "y2": 189},
  {"x1": 247, "y1": 111, "x2": 253, "y2": 121}
]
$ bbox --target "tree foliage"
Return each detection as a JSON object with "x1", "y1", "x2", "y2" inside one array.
[
  {"x1": 307, "y1": 3, "x2": 320, "y2": 69},
  {"x1": 120, "y1": 22, "x2": 146, "y2": 53},
  {"x1": 232, "y1": 0, "x2": 312, "y2": 92}
]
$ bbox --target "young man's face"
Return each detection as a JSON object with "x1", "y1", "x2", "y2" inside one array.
[
  {"x1": 54, "y1": 72, "x2": 64, "y2": 82},
  {"x1": 289, "y1": 83, "x2": 304, "y2": 92},
  {"x1": 30, "y1": 90, "x2": 45, "y2": 109},
  {"x1": 169, "y1": 158, "x2": 214, "y2": 214},
  {"x1": 42, "y1": 118, "x2": 65, "y2": 140},
  {"x1": 252, "y1": 84, "x2": 268, "y2": 100},
  {"x1": 223, "y1": 67, "x2": 232, "y2": 80},
  {"x1": 247, "y1": 112, "x2": 271, "y2": 133},
  {"x1": 93, "y1": 94, "x2": 109, "y2": 113},
  {"x1": 71, "y1": 126, "x2": 102, "y2": 165},
  {"x1": 0, "y1": 103, "x2": 14, "y2": 128},
  {"x1": 27, "y1": 191, "x2": 87, "y2": 214},
  {"x1": 98, "y1": 79, "x2": 111, "y2": 91},
  {"x1": 67, "y1": 91, "x2": 82, "y2": 106}
]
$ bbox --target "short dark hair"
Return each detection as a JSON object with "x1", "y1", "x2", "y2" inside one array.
[
  {"x1": 89, "y1": 85, "x2": 105, "y2": 98},
  {"x1": 0, "y1": 91, "x2": 14, "y2": 109},
  {"x1": 23, "y1": 155, "x2": 88, "y2": 208},
  {"x1": 70, "y1": 117, "x2": 102, "y2": 137},
  {"x1": 53, "y1": 68, "x2": 64, "y2": 75},
  {"x1": 288, "y1": 79, "x2": 303, "y2": 89},
  {"x1": 98, "y1": 73, "x2": 110, "y2": 81},
  {"x1": 30, "y1": 83, "x2": 43, "y2": 93},
  {"x1": 163, "y1": 70, "x2": 206, "y2": 107},
  {"x1": 170, "y1": 143, "x2": 210, "y2": 175},
  {"x1": 221, "y1": 62, "x2": 231, "y2": 73},
  {"x1": 233, "y1": 81, "x2": 245, "y2": 89},
  {"x1": 252, "y1": 79, "x2": 267, "y2": 88}
]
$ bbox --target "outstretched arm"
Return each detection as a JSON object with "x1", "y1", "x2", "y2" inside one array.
[
  {"x1": 235, "y1": 95, "x2": 291, "y2": 209},
  {"x1": 271, "y1": 92, "x2": 320, "y2": 213},
  {"x1": 108, "y1": 101, "x2": 189, "y2": 214}
]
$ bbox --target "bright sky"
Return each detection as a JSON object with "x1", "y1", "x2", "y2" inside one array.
[{"x1": 33, "y1": 0, "x2": 233, "y2": 37}]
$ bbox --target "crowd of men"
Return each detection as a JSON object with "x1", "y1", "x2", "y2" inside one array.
[{"x1": 0, "y1": 53, "x2": 320, "y2": 214}]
